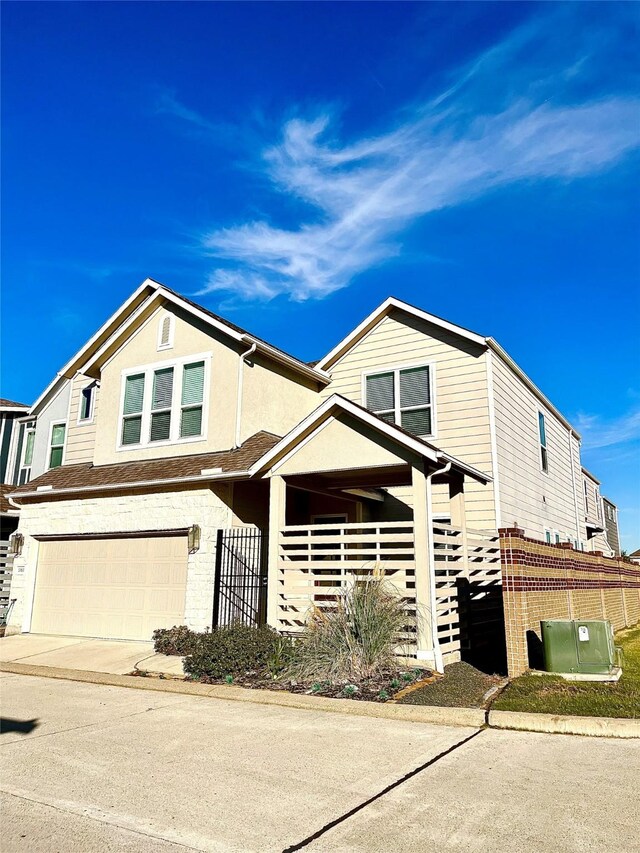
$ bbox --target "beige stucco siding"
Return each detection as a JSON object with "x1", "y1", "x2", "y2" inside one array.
[
  {"x1": 321, "y1": 310, "x2": 495, "y2": 528},
  {"x1": 65, "y1": 374, "x2": 99, "y2": 464},
  {"x1": 491, "y1": 352, "x2": 581, "y2": 542},
  {"x1": 93, "y1": 304, "x2": 319, "y2": 466}
]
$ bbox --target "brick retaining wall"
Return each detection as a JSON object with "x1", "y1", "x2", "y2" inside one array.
[{"x1": 500, "y1": 528, "x2": 640, "y2": 676}]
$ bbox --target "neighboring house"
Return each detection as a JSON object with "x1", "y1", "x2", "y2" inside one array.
[
  {"x1": 581, "y1": 468, "x2": 612, "y2": 555},
  {"x1": 6, "y1": 279, "x2": 621, "y2": 667},
  {"x1": 630, "y1": 550, "x2": 640, "y2": 565},
  {"x1": 1, "y1": 398, "x2": 30, "y2": 539},
  {"x1": 602, "y1": 496, "x2": 621, "y2": 556}
]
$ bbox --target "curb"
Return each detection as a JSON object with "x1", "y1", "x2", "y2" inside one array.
[
  {"x1": 0, "y1": 662, "x2": 485, "y2": 728},
  {"x1": 488, "y1": 709, "x2": 640, "y2": 739}
]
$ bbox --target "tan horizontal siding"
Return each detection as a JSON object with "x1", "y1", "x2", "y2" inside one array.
[
  {"x1": 64, "y1": 374, "x2": 99, "y2": 465},
  {"x1": 322, "y1": 310, "x2": 496, "y2": 529},
  {"x1": 491, "y1": 352, "x2": 580, "y2": 542}
]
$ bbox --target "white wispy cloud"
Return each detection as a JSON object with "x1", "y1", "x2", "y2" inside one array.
[
  {"x1": 575, "y1": 408, "x2": 640, "y2": 450},
  {"x1": 178, "y1": 11, "x2": 640, "y2": 302}
]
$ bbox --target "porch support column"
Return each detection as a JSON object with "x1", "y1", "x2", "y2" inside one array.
[
  {"x1": 267, "y1": 475, "x2": 286, "y2": 629},
  {"x1": 449, "y1": 472, "x2": 468, "y2": 577},
  {"x1": 412, "y1": 461, "x2": 437, "y2": 667}
]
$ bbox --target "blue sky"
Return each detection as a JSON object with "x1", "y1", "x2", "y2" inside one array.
[{"x1": 2, "y1": 2, "x2": 639, "y2": 546}]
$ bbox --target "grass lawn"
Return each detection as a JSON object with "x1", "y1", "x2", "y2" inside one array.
[
  {"x1": 493, "y1": 626, "x2": 640, "y2": 719},
  {"x1": 397, "y1": 661, "x2": 502, "y2": 708}
]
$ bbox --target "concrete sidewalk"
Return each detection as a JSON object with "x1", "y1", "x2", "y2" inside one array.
[
  {"x1": 2, "y1": 674, "x2": 638, "y2": 852},
  {"x1": 0, "y1": 633, "x2": 182, "y2": 676}
]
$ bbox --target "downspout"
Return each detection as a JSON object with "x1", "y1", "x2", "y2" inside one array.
[
  {"x1": 425, "y1": 460, "x2": 451, "y2": 674},
  {"x1": 234, "y1": 342, "x2": 257, "y2": 449}
]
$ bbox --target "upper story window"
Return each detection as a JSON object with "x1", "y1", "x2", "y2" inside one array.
[
  {"x1": 365, "y1": 364, "x2": 434, "y2": 437},
  {"x1": 78, "y1": 385, "x2": 95, "y2": 422},
  {"x1": 19, "y1": 426, "x2": 35, "y2": 484},
  {"x1": 48, "y1": 422, "x2": 66, "y2": 469},
  {"x1": 584, "y1": 480, "x2": 589, "y2": 513},
  {"x1": 119, "y1": 355, "x2": 208, "y2": 449},
  {"x1": 538, "y1": 412, "x2": 548, "y2": 473},
  {"x1": 157, "y1": 314, "x2": 174, "y2": 351}
]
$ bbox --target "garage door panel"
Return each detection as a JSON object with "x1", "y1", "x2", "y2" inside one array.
[{"x1": 31, "y1": 535, "x2": 188, "y2": 641}]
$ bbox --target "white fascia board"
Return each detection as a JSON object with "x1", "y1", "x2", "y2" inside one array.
[
  {"x1": 250, "y1": 393, "x2": 490, "y2": 483},
  {"x1": 12, "y1": 469, "x2": 251, "y2": 501},
  {"x1": 316, "y1": 296, "x2": 486, "y2": 372},
  {"x1": 581, "y1": 466, "x2": 601, "y2": 485},
  {"x1": 487, "y1": 339, "x2": 581, "y2": 440},
  {"x1": 30, "y1": 278, "x2": 158, "y2": 414},
  {"x1": 0, "y1": 406, "x2": 30, "y2": 413},
  {"x1": 240, "y1": 335, "x2": 330, "y2": 385}
]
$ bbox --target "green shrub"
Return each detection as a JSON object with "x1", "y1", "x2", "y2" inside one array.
[
  {"x1": 153, "y1": 625, "x2": 201, "y2": 656},
  {"x1": 287, "y1": 572, "x2": 409, "y2": 683},
  {"x1": 183, "y1": 623, "x2": 283, "y2": 680}
]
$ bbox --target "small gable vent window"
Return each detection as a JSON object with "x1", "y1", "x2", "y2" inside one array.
[
  {"x1": 365, "y1": 364, "x2": 434, "y2": 437},
  {"x1": 158, "y1": 315, "x2": 174, "y2": 351}
]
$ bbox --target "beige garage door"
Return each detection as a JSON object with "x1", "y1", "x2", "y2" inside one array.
[{"x1": 31, "y1": 534, "x2": 188, "y2": 641}]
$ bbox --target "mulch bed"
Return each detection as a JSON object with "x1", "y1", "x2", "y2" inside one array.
[
  {"x1": 396, "y1": 661, "x2": 504, "y2": 708},
  {"x1": 197, "y1": 668, "x2": 434, "y2": 702}
]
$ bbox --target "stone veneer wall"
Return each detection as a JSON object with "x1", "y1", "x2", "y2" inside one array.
[
  {"x1": 7, "y1": 487, "x2": 233, "y2": 636},
  {"x1": 500, "y1": 528, "x2": 640, "y2": 676}
]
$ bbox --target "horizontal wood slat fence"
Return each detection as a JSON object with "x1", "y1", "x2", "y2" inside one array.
[
  {"x1": 277, "y1": 520, "x2": 502, "y2": 663},
  {"x1": 0, "y1": 541, "x2": 15, "y2": 625}
]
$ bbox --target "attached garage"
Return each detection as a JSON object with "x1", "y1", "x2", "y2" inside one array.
[{"x1": 30, "y1": 531, "x2": 188, "y2": 641}]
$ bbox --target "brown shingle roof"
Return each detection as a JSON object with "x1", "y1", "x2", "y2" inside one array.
[
  {"x1": 11, "y1": 431, "x2": 281, "y2": 500},
  {"x1": 1, "y1": 484, "x2": 18, "y2": 515},
  {"x1": 0, "y1": 398, "x2": 30, "y2": 409}
]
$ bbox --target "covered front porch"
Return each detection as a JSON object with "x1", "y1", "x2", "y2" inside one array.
[{"x1": 253, "y1": 396, "x2": 495, "y2": 671}]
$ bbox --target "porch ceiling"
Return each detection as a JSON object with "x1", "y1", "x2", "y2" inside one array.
[{"x1": 285, "y1": 465, "x2": 411, "y2": 491}]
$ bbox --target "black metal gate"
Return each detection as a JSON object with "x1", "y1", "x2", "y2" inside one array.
[{"x1": 212, "y1": 528, "x2": 267, "y2": 628}]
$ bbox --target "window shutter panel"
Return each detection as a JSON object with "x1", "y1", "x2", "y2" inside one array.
[
  {"x1": 401, "y1": 408, "x2": 432, "y2": 436},
  {"x1": 180, "y1": 407, "x2": 203, "y2": 437},
  {"x1": 150, "y1": 411, "x2": 172, "y2": 442},
  {"x1": 182, "y1": 362, "x2": 205, "y2": 405},
  {"x1": 399, "y1": 366, "x2": 430, "y2": 408},
  {"x1": 122, "y1": 416, "x2": 142, "y2": 445},
  {"x1": 366, "y1": 372, "x2": 394, "y2": 412},
  {"x1": 123, "y1": 374, "x2": 145, "y2": 414},
  {"x1": 153, "y1": 368, "x2": 174, "y2": 409}
]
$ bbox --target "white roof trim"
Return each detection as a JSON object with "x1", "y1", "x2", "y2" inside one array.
[
  {"x1": 487, "y1": 339, "x2": 580, "y2": 439},
  {"x1": 316, "y1": 296, "x2": 486, "y2": 372},
  {"x1": 0, "y1": 405, "x2": 30, "y2": 413},
  {"x1": 12, "y1": 469, "x2": 252, "y2": 501},
  {"x1": 316, "y1": 296, "x2": 580, "y2": 441},
  {"x1": 250, "y1": 393, "x2": 490, "y2": 483},
  {"x1": 29, "y1": 278, "x2": 159, "y2": 414}
]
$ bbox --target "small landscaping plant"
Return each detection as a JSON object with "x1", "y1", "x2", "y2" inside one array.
[
  {"x1": 152, "y1": 625, "x2": 201, "y2": 656},
  {"x1": 286, "y1": 572, "x2": 409, "y2": 683},
  {"x1": 183, "y1": 623, "x2": 283, "y2": 681}
]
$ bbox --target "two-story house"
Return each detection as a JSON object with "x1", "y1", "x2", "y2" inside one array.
[
  {"x1": 602, "y1": 496, "x2": 621, "y2": 556},
  {"x1": 6, "y1": 279, "x2": 619, "y2": 668}
]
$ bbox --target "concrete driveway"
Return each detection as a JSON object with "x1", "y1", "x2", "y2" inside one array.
[
  {"x1": 0, "y1": 633, "x2": 178, "y2": 675},
  {"x1": 1, "y1": 674, "x2": 638, "y2": 853}
]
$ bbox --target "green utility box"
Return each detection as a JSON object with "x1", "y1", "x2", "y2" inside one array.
[{"x1": 541, "y1": 619, "x2": 620, "y2": 677}]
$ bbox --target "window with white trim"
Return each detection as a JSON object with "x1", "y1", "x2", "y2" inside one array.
[
  {"x1": 365, "y1": 365, "x2": 434, "y2": 436},
  {"x1": 49, "y1": 423, "x2": 66, "y2": 469},
  {"x1": 157, "y1": 314, "x2": 174, "y2": 351},
  {"x1": 544, "y1": 529, "x2": 551, "y2": 544},
  {"x1": 538, "y1": 412, "x2": 548, "y2": 473},
  {"x1": 119, "y1": 356, "x2": 207, "y2": 448},
  {"x1": 584, "y1": 480, "x2": 589, "y2": 513},
  {"x1": 19, "y1": 426, "x2": 35, "y2": 484},
  {"x1": 79, "y1": 385, "x2": 94, "y2": 422}
]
